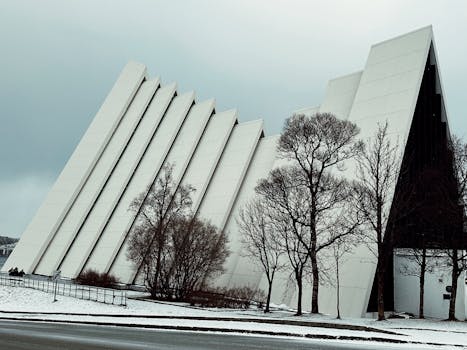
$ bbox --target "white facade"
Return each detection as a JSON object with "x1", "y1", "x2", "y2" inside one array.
[
  {"x1": 394, "y1": 250, "x2": 466, "y2": 320},
  {"x1": 4, "y1": 26, "x2": 463, "y2": 318}
]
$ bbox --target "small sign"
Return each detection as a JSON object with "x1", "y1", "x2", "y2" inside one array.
[
  {"x1": 52, "y1": 270, "x2": 61, "y2": 281},
  {"x1": 52, "y1": 270, "x2": 61, "y2": 302}
]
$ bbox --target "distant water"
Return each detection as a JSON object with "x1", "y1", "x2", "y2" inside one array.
[{"x1": 0, "y1": 256, "x2": 7, "y2": 269}]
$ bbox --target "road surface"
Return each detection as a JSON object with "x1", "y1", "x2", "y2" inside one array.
[{"x1": 0, "y1": 319, "x2": 432, "y2": 350}]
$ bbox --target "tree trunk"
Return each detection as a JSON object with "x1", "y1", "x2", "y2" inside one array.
[
  {"x1": 265, "y1": 279, "x2": 273, "y2": 313},
  {"x1": 309, "y1": 197, "x2": 320, "y2": 315},
  {"x1": 448, "y1": 250, "x2": 459, "y2": 321},
  {"x1": 376, "y1": 204, "x2": 385, "y2": 321},
  {"x1": 154, "y1": 244, "x2": 163, "y2": 296},
  {"x1": 295, "y1": 270, "x2": 303, "y2": 316},
  {"x1": 336, "y1": 257, "x2": 341, "y2": 319},
  {"x1": 377, "y1": 259, "x2": 385, "y2": 321},
  {"x1": 311, "y1": 251, "x2": 319, "y2": 314},
  {"x1": 419, "y1": 247, "x2": 426, "y2": 319}
]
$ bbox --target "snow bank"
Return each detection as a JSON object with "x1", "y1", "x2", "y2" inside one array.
[{"x1": 1, "y1": 286, "x2": 466, "y2": 348}]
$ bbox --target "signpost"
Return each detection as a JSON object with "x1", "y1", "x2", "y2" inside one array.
[{"x1": 52, "y1": 270, "x2": 61, "y2": 302}]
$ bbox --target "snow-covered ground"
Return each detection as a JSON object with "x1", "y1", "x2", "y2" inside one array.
[{"x1": 1, "y1": 285, "x2": 466, "y2": 349}]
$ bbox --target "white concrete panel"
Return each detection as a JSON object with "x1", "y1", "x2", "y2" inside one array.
[
  {"x1": 196, "y1": 120, "x2": 264, "y2": 230},
  {"x1": 295, "y1": 72, "x2": 361, "y2": 121},
  {"x1": 367, "y1": 26, "x2": 433, "y2": 66},
  {"x1": 351, "y1": 91, "x2": 414, "y2": 122},
  {"x1": 181, "y1": 110, "x2": 238, "y2": 210},
  {"x1": 348, "y1": 26, "x2": 432, "y2": 148},
  {"x1": 84, "y1": 99, "x2": 214, "y2": 275},
  {"x1": 3, "y1": 62, "x2": 146, "y2": 273},
  {"x1": 219, "y1": 136, "x2": 279, "y2": 288},
  {"x1": 158, "y1": 99, "x2": 215, "y2": 184},
  {"x1": 78, "y1": 90, "x2": 192, "y2": 282},
  {"x1": 319, "y1": 71, "x2": 362, "y2": 120},
  {"x1": 33, "y1": 79, "x2": 159, "y2": 276},
  {"x1": 353, "y1": 69, "x2": 421, "y2": 106},
  {"x1": 353, "y1": 110, "x2": 409, "y2": 147},
  {"x1": 360, "y1": 51, "x2": 427, "y2": 85},
  {"x1": 57, "y1": 85, "x2": 183, "y2": 278},
  {"x1": 109, "y1": 108, "x2": 236, "y2": 283}
]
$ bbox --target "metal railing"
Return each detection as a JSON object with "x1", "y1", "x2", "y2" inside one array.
[{"x1": 0, "y1": 273, "x2": 126, "y2": 306}]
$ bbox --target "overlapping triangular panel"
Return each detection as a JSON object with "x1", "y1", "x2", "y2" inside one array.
[
  {"x1": 123, "y1": 118, "x2": 265, "y2": 286},
  {"x1": 348, "y1": 27, "x2": 433, "y2": 145},
  {"x1": 366, "y1": 43, "x2": 466, "y2": 317},
  {"x1": 179, "y1": 109, "x2": 238, "y2": 212},
  {"x1": 319, "y1": 71, "x2": 362, "y2": 120},
  {"x1": 3, "y1": 62, "x2": 147, "y2": 274},
  {"x1": 219, "y1": 135, "x2": 279, "y2": 288},
  {"x1": 294, "y1": 71, "x2": 361, "y2": 121},
  {"x1": 34, "y1": 78, "x2": 160, "y2": 276},
  {"x1": 106, "y1": 111, "x2": 236, "y2": 283},
  {"x1": 78, "y1": 82, "x2": 180, "y2": 278},
  {"x1": 318, "y1": 27, "x2": 434, "y2": 317},
  {"x1": 60, "y1": 89, "x2": 193, "y2": 279},
  {"x1": 129, "y1": 119, "x2": 264, "y2": 287},
  {"x1": 196, "y1": 120, "x2": 264, "y2": 229},
  {"x1": 109, "y1": 110, "x2": 241, "y2": 283},
  {"x1": 89, "y1": 98, "x2": 215, "y2": 283}
]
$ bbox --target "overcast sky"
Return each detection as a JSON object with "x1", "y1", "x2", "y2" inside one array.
[{"x1": 1, "y1": 0, "x2": 466, "y2": 238}]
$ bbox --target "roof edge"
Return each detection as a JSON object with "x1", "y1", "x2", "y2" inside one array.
[{"x1": 371, "y1": 25, "x2": 433, "y2": 48}]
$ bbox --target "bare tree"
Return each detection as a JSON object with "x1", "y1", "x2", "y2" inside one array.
[
  {"x1": 277, "y1": 218, "x2": 309, "y2": 316},
  {"x1": 127, "y1": 163, "x2": 194, "y2": 298},
  {"x1": 128, "y1": 164, "x2": 229, "y2": 300},
  {"x1": 397, "y1": 246, "x2": 437, "y2": 319},
  {"x1": 238, "y1": 198, "x2": 285, "y2": 313},
  {"x1": 256, "y1": 166, "x2": 310, "y2": 315},
  {"x1": 353, "y1": 121, "x2": 400, "y2": 321},
  {"x1": 405, "y1": 161, "x2": 465, "y2": 320},
  {"x1": 451, "y1": 135, "x2": 467, "y2": 209},
  {"x1": 256, "y1": 165, "x2": 360, "y2": 315},
  {"x1": 443, "y1": 135, "x2": 467, "y2": 320},
  {"x1": 277, "y1": 112, "x2": 363, "y2": 314},
  {"x1": 442, "y1": 249, "x2": 467, "y2": 320},
  {"x1": 331, "y1": 236, "x2": 351, "y2": 320},
  {"x1": 161, "y1": 216, "x2": 229, "y2": 300}
]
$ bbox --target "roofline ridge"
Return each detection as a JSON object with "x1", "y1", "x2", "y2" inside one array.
[{"x1": 371, "y1": 25, "x2": 433, "y2": 48}]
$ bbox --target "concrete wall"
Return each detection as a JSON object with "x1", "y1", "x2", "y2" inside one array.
[{"x1": 394, "y1": 250, "x2": 466, "y2": 320}]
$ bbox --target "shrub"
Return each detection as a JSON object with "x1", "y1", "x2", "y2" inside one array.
[
  {"x1": 8, "y1": 267, "x2": 25, "y2": 277},
  {"x1": 188, "y1": 286, "x2": 266, "y2": 309},
  {"x1": 126, "y1": 164, "x2": 229, "y2": 301},
  {"x1": 76, "y1": 269, "x2": 119, "y2": 288},
  {"x1": 129, "y1": 214, "x2": 229, "y2": 300},
  {"x1": 223, "y1": 286, "x2": 266, "y2": 309}
]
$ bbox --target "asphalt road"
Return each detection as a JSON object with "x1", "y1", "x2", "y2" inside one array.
[{"x1": 0, "y1": 319, "x2": 431, "y2": 350}]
